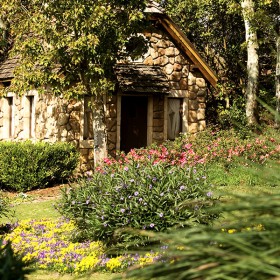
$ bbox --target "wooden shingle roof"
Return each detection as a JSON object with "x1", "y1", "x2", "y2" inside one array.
[
  {"x1": 0, "y1": 57, "x2": 18, "y2": 81},
  {"x1": 115, "y1": 63, "x2": 170, "y2": 94}
]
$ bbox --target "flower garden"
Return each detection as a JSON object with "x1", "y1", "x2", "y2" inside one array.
[
  {"x1": 0, "y1": 128, "x2": 280, "y2": 279},
  {"x1": 3, "y1": 219, "x2": 160, "y2": 274}
]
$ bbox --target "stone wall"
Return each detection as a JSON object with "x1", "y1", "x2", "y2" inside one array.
[
  {"x1": 143, "y1": 27, "x2": 191, "y2": 94},
  {"x1": 188, "y1": 71, "x2": 207, "y2": 133},
  {"x1": 0, "y1": 92, "x2": 96, "y2": 172},
  {"x1": 141, "y1": 26, "x2": 207, "y2": 135}
]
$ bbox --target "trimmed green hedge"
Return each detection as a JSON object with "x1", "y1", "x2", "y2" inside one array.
[{"x1": 0, "y1": 141, "x2": 79, "y2": 192}]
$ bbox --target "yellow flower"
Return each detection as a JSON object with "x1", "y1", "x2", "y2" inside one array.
[
  {"x1": 106, "y1": 257, "x2": 122, "y2": 271},
  {"x1": 74, "y1": 254, "x2": 99, "y2": 273}
]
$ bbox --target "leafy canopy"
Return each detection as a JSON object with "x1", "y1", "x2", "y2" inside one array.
[{"x1": 1, "y1": 0, "x2": 147, "y2": 98}]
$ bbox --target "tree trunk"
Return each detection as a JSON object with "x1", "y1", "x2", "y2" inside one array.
[
  {"x1": 92, "y1": 93, "x2": 108, "y2": 168},
  {"x1": 241, "y1": 0, "x2": 259, "y2": 126},
  {"x1": 275, "y1": 1, "x2": 280, "y2": 128}
]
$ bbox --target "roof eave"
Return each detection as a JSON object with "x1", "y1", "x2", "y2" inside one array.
[{"x1": 156, "y1": 15, "x2": 218, "y2": 88}]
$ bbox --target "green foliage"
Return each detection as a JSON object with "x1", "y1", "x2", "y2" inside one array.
[
  {"x1": 0, "y1": 0, "x2": 147, "y2": 98},
  {"x1": 58, "y1": 162, "x2": 219, "y2": 245},
  {"x1": 123, "y1": 190, "x2": 280, "y2": 280},
  {"x1": 0, "y1": 239, "x2": 32, "y2": 280},
  {"x1": 0, "y1": 141, "x2": 79, "y2": 192},
  {"x1": 0, "y1": 191, "x2": 9, "y2": 219}
]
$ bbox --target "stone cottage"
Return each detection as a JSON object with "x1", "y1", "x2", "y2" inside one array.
[{"x1": 0, "y1": 1, "x2": 217, "y2": 171}]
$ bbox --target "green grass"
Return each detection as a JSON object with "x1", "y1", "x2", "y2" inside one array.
[{"x1": 0, "y1": 199, "x2": 61, "y2": 224}]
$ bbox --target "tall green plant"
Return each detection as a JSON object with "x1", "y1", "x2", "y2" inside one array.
[{"x1": 122, "y1": 190, "x2": 280, "y2": 279}]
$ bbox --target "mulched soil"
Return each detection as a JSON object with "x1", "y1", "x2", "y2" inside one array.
[{"x1": 2, "y1": 184, "x2": 68, "y2": 202}]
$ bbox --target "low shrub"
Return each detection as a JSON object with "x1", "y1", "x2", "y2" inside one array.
[
  {"x1": 58, "y1": 161, "x2": 219, "y2": 245},
  {"x1": 0, "y1": 141, "x2": 79, "y2": 192}
]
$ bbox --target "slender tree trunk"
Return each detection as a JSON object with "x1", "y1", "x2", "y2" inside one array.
[
  {"x1": 92, "y1": 93, "x2": 108, "y2": 168},
  {"x1": 275, "y1": 1, "x2": 280, "y2": 128},
  {"x1": 241, "y1": 0, "x2": 259, "y2": 126}
]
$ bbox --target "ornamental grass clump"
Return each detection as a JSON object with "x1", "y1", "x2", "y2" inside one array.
[
  {"x1": 58, "y1": 161, "x2": 219, "y2": 244},
  {"x1": 123, "y1": 192, "x2": 280, "y2": 280}
]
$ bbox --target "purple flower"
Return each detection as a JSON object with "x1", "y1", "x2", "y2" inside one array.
[
  {"x1": 101, "y1": 216, "x2": 104, "y2": 220},
  {"x1": 149, "y1": 185, "x2": 153, "y2": 189},
  {"x1": 134, "y1": 191, "x2": 139, "y2": 196},
  {"x1": 152, "y1": 177, "x2": 157, "y2": 182},
  {"x1": 86, "y1": 199, "x2": 90, "y2": 205},
  {"x1": 159, "y1": 213, "x2": 163, "y2": 218},
  {"x1": 139, "y1": 198, "x2": 143, "y2": 202},
  {"x1": 104, "y1": 223, "x2": 107, "y2": 227},
  {"x1": 150, "y1": 223, "x2": 155, "y2": 228},
  {"x1": 120, "y1": 208, "x2": 125, "y2": 213},
  {"x1": 207, "y1": 191, "x2": 213, "y2": 197},
  {"x1": 179, "y1": 185, "x2": 185, "y2": 191},
  {"x1": 124, "y1": 166, "x2": 129, "y2": 171}
]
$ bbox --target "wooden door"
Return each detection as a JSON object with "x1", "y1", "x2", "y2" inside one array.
[{"x1": 121, "y1": 96, "x2": 148, "y2": 153}]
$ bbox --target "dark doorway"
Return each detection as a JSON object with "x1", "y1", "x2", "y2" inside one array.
[{"x1": 121, "y1": 96, "x2": 148, "y2": 153}]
